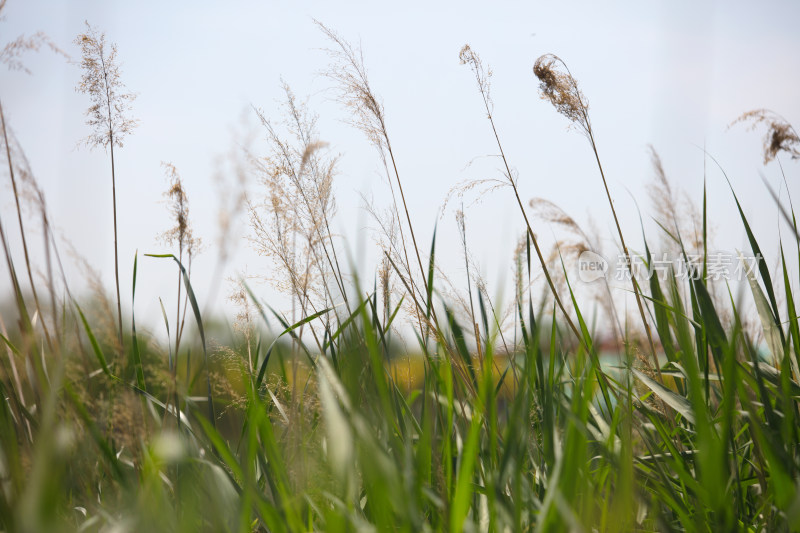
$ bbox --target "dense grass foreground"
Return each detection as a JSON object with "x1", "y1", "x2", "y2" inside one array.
[{"x1": 3, "y1": 21, "x2": 800, "y2": 533}]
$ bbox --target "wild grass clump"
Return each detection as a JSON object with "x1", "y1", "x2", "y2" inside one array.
[{"x1": 2, "y1": 16, "x2": 800, "y2": 533}]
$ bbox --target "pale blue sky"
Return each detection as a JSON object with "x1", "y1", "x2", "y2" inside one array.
[{"x1": 2, "y1": 1, "x2": 799, "y2": 334}]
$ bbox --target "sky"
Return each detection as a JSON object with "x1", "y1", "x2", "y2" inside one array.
[{"x1": 2, "y1": 1, "x2": 800, "y2": 340}]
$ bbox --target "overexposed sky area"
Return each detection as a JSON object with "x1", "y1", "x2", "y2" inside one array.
[{"x1": 2, "y1": 1, "x2": 800, "y2": 338}]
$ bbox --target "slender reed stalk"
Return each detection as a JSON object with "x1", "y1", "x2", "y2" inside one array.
[
  {"x1": 459, "y1": 45, "x2": 583, "y2": 342},
  {"x1": 0, "y1": 101, "x2": 54, "y2": 351},
  {"x1": 159, "y1": 163, "x2": 199, "y2": 358},
  {"x1": 533, "y1": 54, "x2": 660, "y2": 376},
  {"x1": 317, "y1": 22, "x2": 440, "y2": 339},
  {"x1": 74, "y1": 23, "x2": 137, "y2": 351},
  {"x1": 456, "y1": 208, "x2": 481, "y2": 361}
]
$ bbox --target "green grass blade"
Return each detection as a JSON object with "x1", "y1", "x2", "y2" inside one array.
[
  {"x1": 75, "y1": 302, "x2": 111, "y2": 377},
  {"x1": 426, "y1": 224, "x2": 437, "y2": 321},
  {"x1": 146, "y1": 253, "x2": 215, "y2": 427},
  {"x1": 255, "y1": 306, "x2": 333, "y2": 389},
  {"x1": 130, "y1": 251, "x2": 145, "y2": 390},
  {"x1": 632, "y1": 369, "x2": 695, "y2": 424}
]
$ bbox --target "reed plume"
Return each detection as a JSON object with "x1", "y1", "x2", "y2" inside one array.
[
  {"x1": 647, "y1": 146, "x2": 705, "y2": 256},
  {"x1": 249, "y1": 85, "x2": 342, "y2": 351},
  {"x1": 1, "y1": 31, "x2": 64, "y2": 74},
  {"x1": 731, "y1": 109, "x2": 799, "y2": 164},
  {"x1": 159, "y1": 162, "x2": 200, "y2": 359},
  {"x1": 529, "y1": 198, "x2": 624, "y2": 345},
  {"x1": 74, "y1": 22, "x2": 138, "y2": 349}
]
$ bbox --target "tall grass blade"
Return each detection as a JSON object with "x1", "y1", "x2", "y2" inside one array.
[{"x1": 145, "y1": 253, "x2": 215, "y2": 426}]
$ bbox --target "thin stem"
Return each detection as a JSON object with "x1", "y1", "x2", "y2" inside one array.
[
  {"x1": 99, "y1": 46, "x2": 124, "y2": 351},
  {"x1": 383, "y1": 136, "x2": 443, "y2": 352},
  {"x1": 384, "y1": 138, "x2": 430, "y2": 308},
  {"x1": 39, "y1": 194, "x2": 60, "y2": 348},
  {"x1": 175, "y1": 245, "x2": 183, "y2": 357},
  {"x1": 458, "y1": 209, "x2": 482, "y2": 362},
  {"x1": 585, "y1": 126, "x2": 660, "y2": 379},
  {"x1": 476, "y1": 88, "x2": 582, "y2": 342},
  {"x1": 379, "y1": 152, "x2": 429, "y2": 341},
  {"x1": 109, "y1": 139, "x2": 123, "y2": 351}
]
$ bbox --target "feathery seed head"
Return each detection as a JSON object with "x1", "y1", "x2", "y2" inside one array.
[
  {"x1": 317, "y1": 21, "x2": 387, "y2": 152},
  {"x1": 459, "y1": 44, "x2": 493, "y2": 110},
  {"x1": 250, "y1": 84, "x2": 340, "y2": 311},
  {"x1": 159, "y1": 162, "x2": 199, "y2": 257},
  {"x1": 74, "y1": 22, "x2": 137, "y2": 150},
  {"x1": 731, "y1": 109, "x2": 799, "y2": 164},
  {"x1": 533, "y1": 54, "x2": 589, "y2": 135},
  {"x1": 1, "y1": 31, "x2": 65, "y2": 73}
]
